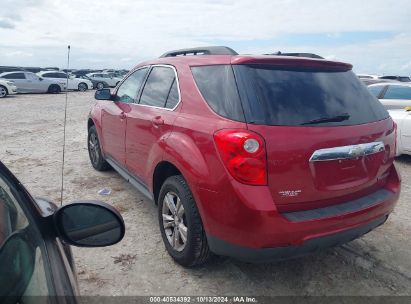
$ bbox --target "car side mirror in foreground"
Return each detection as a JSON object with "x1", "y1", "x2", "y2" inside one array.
[
  {"x1": 54, "y1": 201, "x2": 125, "y2": 247},
  {"x1": 95, "y1": 88, "x2": 112, "y2": 100}
]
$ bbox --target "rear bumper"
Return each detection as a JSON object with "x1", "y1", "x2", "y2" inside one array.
[
  {"x1": 207, "y1": 215, "x2": 388, "y2": 262},
  {"x1": 198, "y1": 164, "x2": 400, "y2": 259}
]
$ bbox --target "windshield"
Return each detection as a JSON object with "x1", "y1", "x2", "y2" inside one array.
[{"x1": 232, "y1": 65, "x2": 389, "y2": 126}]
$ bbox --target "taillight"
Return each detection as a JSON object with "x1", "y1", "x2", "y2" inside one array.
[{"x1": 214, "y1": 129, "x2": 267, "y2": 185}]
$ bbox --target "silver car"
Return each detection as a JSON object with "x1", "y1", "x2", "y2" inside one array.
[
  {"x1": 368, "y1": 83, "x2": 411, "y2": 110},
  {"x1": 0, "y1": 71, "x2": 66, "y2": 93},
  {"x1": 86, "y1": 72, "x2": 122, "y2": 89}
]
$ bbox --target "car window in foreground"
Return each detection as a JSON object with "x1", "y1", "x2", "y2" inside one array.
[
  {"x1": 140, "y1": 66, "x2": 176, "y2": 108},
  {"x1": 383, "y1": 86, "x2": 411, "y2": 100},
  {"x1": 0, "y1": 172, "x2": 52, "y2": 300},
  {"x1": 232, "y1": 65, "x2": 389, "y2": 126},
  {"x1": 116, "y1": 68, "x2": 148, "y2": 103}
]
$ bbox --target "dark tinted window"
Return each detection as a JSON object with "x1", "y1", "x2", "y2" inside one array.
[
  {"x1": 191, "y1": 65, "x2": 245, "y2": 122},
  {"x1": 233, "y1": 65, "x2": 388, "y2": 126},
  {"x1": 2, "y1": 73, "x2": 25, "y2": 79},
  {"x1": 368, "y1": 85, "x2": 385, "y2": 97},
  {"x1": 42, "y1": 73, "x2": 54, "y2": 78},
  {"x1": 140, "y1": 67, "x2": 176, "y2": 108},
  {"x1": 55, "y1": 73, "x2": 67, "y2": 79},
  {"x1": 165, "y1": 79, "x2": 179, "y2": 109},
  {"x1": 383, "y1": 86, "x2": 411, "y2": 99},
  {"x1": 398, "y1": 77, "x2": 411, "y2": 82},
  {"x1": 115, "y1": 68, "x2": 148, "y2": 103}
]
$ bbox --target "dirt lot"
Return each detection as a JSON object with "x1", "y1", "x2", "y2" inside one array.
[{"x1": 0, "y1": 91, "x2": 410, "y2": 296}]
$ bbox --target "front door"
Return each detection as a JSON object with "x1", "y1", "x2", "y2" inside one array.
[{"x1": 102, "y1": 67, "x2": 149, "y2": 166}]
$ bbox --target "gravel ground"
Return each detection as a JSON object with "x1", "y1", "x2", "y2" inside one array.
[{"x1": 0, "y1": 91, "x2": 410, "y2": 296}]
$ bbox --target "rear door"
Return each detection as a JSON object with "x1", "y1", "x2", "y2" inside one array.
[
  {"x1": 101, "y1": 68, "x2": 149, "y2": 166},
  {"x1": 232, "y1": 65, "x2": 394, "y2": 211},
  {"x1": 3, "y1": 72, "x2": 27, "y2": 93},
  {"x1": 400, "y1": 112, "x2": 411, "y2": 152},
  {"x1": 126, "y1": 65, "x2": 180, "y2": 184}
]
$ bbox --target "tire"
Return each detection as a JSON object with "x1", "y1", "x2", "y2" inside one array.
[
  {"x1": 158, "y1": 175, "x2": 210, "y2": 267},
  {"x1": 78, "y1": 82, "x2": 88, "y2": 91},
  {"x1": 96, "y1": 82, "x2": 104, "y2": 90},
  {"x1": 88, "y1": 125, "x2": 111, "y2": 171},
  {"x1": 0, "y1": 85, "x2": 8, "y2": 98},
  {"x1": 48, "y1": 84, "x2": 61, "y2": 94}
]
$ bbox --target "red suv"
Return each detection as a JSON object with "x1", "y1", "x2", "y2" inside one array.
[{"x1": 88, "y1": 46, "x2": 400, "y2": 267}]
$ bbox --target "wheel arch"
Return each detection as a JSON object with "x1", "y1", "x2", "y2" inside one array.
[{"x1": 152, "y1": 161, "x2": 182, "y2": 204}]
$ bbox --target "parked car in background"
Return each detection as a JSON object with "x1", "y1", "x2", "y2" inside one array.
[
  {"x1": 37, "y1": 71, "x2": 93, "y2": 91},
  {"x1": 361, "y1": 78, "x2": 398, "y2": 86},
  {"x1": 0, "y1": 160, "x2": 125, "y2": 301},
  {"x1": 86, "y1": 72, "x2": 122, "y2": 89},
  {"x1": 75, "y1": 75, "x2": 104, "y2": 89},
  {"x1": 388, "y1": 107, "x2": 411, "y2": 156},
  {"x1": 0, "y1": 71, "x2": 66, "y2": 94},
  {"x1": 357, "y1": 74, "x2": 379, "y2": 80},
  {"x1": 379, "y1": 75, "x2": 411, "y2": 82},
  {"x1": 368, "y1": 83, "x2": 411, "y2": 110},
  {"x1": 89, "y1": 46, "x2": 399, "y2": 267},
  {"x1": 0, "y1": 79, "x2": 17, "y2": 98}
]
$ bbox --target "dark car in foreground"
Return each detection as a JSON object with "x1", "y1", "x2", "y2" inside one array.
[
  {"x1": 88, "y1": 46, "x2": 400, "y2": 267},
  {"x1": 0, "y1": 161, "x2": 125, "y2": 302}
]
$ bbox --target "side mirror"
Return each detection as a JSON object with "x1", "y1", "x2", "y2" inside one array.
[
  {"x1": 95, "y1": 88, "x2": 112, "y2": 100},
  {"x1": 54, "y1": 201, "x2": 125, "y2": 247},
  {"x1": 405, "y1": 106, "x2": 411, "y2": 112},
  {"x1": 39, "y1": 77, "x2": 43, "y2": 81}
]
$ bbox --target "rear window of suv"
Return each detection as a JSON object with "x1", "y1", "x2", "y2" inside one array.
[{"x1": 192, "y1": 65, "x2": 389, "y2": 126}]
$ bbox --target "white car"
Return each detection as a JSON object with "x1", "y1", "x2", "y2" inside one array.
[
  {"x1": 389, "y1": 108, "x2": 411, "y2": 156},
  {"x1": 0, "y1": 71, "x2": 66, "y2": 94},
  {"x1": 357, "y1": 74, "x2": 380, "y2": 80},
  {"x1": 37, "y1": 71, "x2": 93, "y2": 91},
  {"x1": 86, "y1": 72, "x2": 122, "y2": 89},
  {"x1": 368, "y1": 83, "x2": 411, "y2": 110},
  {"x1": 0, "y1": 79, "x2": 18, "y2": 98}
]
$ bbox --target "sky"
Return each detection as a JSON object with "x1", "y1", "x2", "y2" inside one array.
[{"x1": 0, "y1": 0, "x2": 411, "y2": 75}]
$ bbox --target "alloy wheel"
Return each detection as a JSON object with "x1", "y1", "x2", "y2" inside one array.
[
  {"x1": 162, "y1": 191, "x2": 187, "y2": 252},
  {"x1": 0, "y1": 87, "x2": 6, "y2": 98},
  {"x1": 78, "y1": 83, "x2": 87, "y2": 91},
  {"x1": 88, "y1": 132, "x2": 100, "y2": 165}
]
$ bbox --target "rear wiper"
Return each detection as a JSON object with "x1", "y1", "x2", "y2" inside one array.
[{"x1": 301, "y1": 113, "x2": 350, "y2": 125}]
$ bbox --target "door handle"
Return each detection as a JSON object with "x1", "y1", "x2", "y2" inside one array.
[
  {"x1": 152, "y1": 116, "x2": 164, "y2": 127},
  {"x1": 119, "y1": 112, "x2": 126, "y2": 120}
]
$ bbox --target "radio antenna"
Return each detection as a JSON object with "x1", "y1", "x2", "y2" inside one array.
[{"x1": 60, "y1": 45, "x2": 70, "y2": 206}]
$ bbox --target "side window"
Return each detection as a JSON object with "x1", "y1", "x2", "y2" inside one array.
[
  {"x1": 0, "y1": 173, "x2": 52, "y2": 298},
  {"x1": 3, "y1": 73, "x2": 26, "y2": 79},
  {"x1": 26, "y1": 73, "x2": 39, "y2": 81},
  {"x1": 383, "y1": 86, "x2": 411, "y2": 100},
  {"x1": 42, "y1": 73, "x2": 53, "y2": 78},
  {"x1": 140, "y1": 66, "x2": 177, "y2": 108},
  {"x1": 115, "y1": 68, "x2": 148, "y2": 103},
  {"x1": 368, "y1": 85, "x2": 385, "y2": 98},
  {"x1": 165, "y1": 79, "x2": 180, "y2": 109}
]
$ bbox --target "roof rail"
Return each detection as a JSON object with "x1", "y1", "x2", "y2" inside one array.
[
  {"x1": 160, "y1": 46, "x2": 238, "y2": 58},
  {"x1": 268, "y1": 52, "x2": 324, "y2": 59}
]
